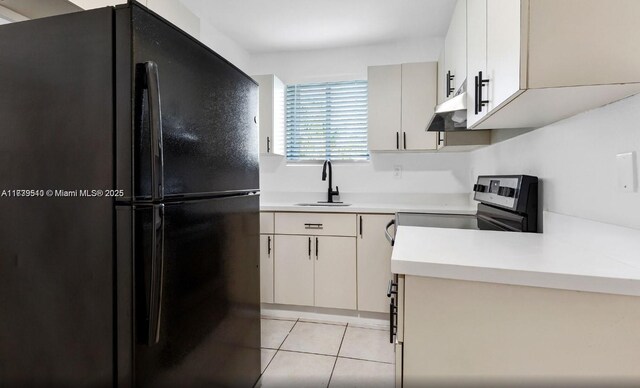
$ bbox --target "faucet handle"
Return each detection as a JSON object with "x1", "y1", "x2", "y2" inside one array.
[{"x1": 334, "y1": 186, "x2": 340, "y2": 195}]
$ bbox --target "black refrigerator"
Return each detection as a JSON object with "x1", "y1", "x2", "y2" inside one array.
[{"x1": 0, "y1": 2, "x2": 261, "y2": 387}]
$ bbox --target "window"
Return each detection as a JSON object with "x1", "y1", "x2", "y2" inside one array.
[{"x1": 286, "y1": 80, "x2": 368, "y2": 161}]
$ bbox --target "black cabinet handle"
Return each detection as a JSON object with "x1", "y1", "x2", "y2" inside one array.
[
  {"x1": 387, "y1": 279, "x2": 398, "y2": 297},
  {"x1": 446, "y1": 70, "x2": 455, "y2": 97},
  {"x1": 267, "y1": 235, "x2": 271, "y2": 256},
  {"x1": 267, "y1": 136, "x2": 270, "y2": 153},
  {"x1": 474, "y1": 75, "x2": 479, "y2": 115},
  {"x1": 315, "y1": 237, "x2": 318, "y2": 260},
  {"x1": 403, "y1": 132, "x2": 407, "y2": 150},
  {"x1": 308, "y1": 237, "x2": 311, "y2": 259},
  {"x1": 446, "y1": 70, "x2": 450, "y2": 98},
  {"x1": 389, "y1": 298, "x2": 397, "y2": 344},
  {"x1": 478, "y1": 71, "x2": 490, "y2": 113},
  {"x1": 359, "y1": 216, "x2": 363, "y2": 238},
  {"x1": 438, "y1": 131, "x2": 444, "y2": 145},
  {"x1": 396, "y1": 132, "x2": 399, "y2": 150}
]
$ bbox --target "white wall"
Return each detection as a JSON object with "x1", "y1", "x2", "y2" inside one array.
[
  {"x1": 260, "y1": 152, "x2": 471, "y2": 195},
  {"x1": 66, "y1": 0, "x2": 251, "y2": 71},
  {"x1": 252, "y1": 37, "x2": 474, "y2": 198},
  {"x1": 249, "y1": 38, "x2": 443, "y2": 84},
  {"x1": 470, "y1": 93, "x2": 640, "y2": 230},
  {"x1": 198, "y1": 19, "x2": 251, "y2": 72}
]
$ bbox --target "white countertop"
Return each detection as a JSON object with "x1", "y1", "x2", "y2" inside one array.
[
  {"x1": 260, "y1": 192, "x2": 477, "y2": 214},
  {"x1": 391, "y1": 224, "x2": 640, "y2": 297},
  {"x1": 260, "y1": 202, "x2": 477, "y2": 214}
]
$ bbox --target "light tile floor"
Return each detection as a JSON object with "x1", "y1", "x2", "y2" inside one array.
[{"x1": 256, "y1": 317, "x2": 395, "y2": 388}]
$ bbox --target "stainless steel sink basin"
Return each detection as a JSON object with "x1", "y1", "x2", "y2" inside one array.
[{"x1": 295, "y1": 202, "x2": 352, "y2": 207}]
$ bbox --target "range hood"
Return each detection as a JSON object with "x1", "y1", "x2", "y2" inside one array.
[{"x1": 426, "y1": 80, "x2": 468, "y2": 132}]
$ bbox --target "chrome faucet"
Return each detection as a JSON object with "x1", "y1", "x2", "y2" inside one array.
[{"x1": 321, "y1": 160, "x2": 340, "y2": 203}]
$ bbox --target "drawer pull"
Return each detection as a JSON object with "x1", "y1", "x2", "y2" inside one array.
[{"x1": 304, "y1": 223, "x2": 323, "y2": 230}]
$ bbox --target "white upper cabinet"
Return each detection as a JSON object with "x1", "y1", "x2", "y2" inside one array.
[
  {"x1": 485, "y1": 0, "x2": 521, "y2": 113},
  {"x1": 401, "y1": 62, "x2": 438, "y2": 151},
  {"x1": 466, "y1": 0, "x2": 640, "y2": 130},
  {"x1": 368, "y1": 65, "x2": 402, "y2": 152},
  {"x1": 368, "y1": 62, "x2": 438, "y2": 152},
  {"x1": 443, "y1": 0, "x2": 467, "y2": 99},
  {"x1": 253, "y1": 74, "x2": 285, "y2": 156},
  {"x1": 465, "y1": 0, "x2": 488, "y2": 129}
]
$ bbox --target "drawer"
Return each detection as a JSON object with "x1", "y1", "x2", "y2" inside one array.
[
  {"x1": 275, "y1": 212, "x2": 356, "y2": 236},
  {"x1": 260, "y1": 212, "x2": 274, "y2": 234}
]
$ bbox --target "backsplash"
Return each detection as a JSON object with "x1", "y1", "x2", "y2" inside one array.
[{"x1": 471, "y1": 93, "x2": 640, "y2": 230}]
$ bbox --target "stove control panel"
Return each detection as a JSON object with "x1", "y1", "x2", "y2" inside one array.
[{"x1": 473, "y1": 175, "x2": 538, "y2": 212}]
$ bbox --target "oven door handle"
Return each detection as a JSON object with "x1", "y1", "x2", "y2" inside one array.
[{"x1": 385, "y1": 219, "x2": 396, "y2": 246}]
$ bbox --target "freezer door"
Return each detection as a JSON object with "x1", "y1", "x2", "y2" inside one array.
[
  {"x1": 0, "y1": 8, "x2": 114, "y2": 387},
  {"x1": 115, "y1": 4, "x2": 259, "y2": 201},
  {"x1": 116, "y1": 194, "x2": 261, "y2": 387}
]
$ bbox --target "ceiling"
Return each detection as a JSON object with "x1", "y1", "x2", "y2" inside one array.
[{"x1": 180, "y1": 0, "x2": 456, "y2": 54}]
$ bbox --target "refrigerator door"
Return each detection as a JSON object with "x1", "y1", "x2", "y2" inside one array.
[
  {"x1": 116, "y1": 194, "x2": 261, "y2": 387},
  {"x1": 0, "y1": 8, "x2": 114, "y2": 387},
  {"x1": 115, "y1": 4, "x2": 260, "y2": 202}
]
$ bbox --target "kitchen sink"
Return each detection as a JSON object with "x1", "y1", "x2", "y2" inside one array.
[{"x1": 295, "y1": 202, "x2": 352, "y2": 207}]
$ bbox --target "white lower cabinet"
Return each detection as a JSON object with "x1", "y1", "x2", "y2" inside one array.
[
  {"x1": 274, "y1": 235, "x2": 314, "y2": 306},
  {"x1": 356, "y1": 214, "x2": 394, "y2": 313},
  {"x1": 274, "y1": 234, "x2": 356, "y2": 309},
  {"x1": 267, "y1": 211, "x2": 391, "y2": 312},
  {"x1": 399, "y1": 275, "x2": 640, "y2": 386},
  {"x1": 314, "y1": 236, "x2": 356, "y2": 310},
  {"x1": 259, "y1": 234, "x2": 274, "y2": 303}
]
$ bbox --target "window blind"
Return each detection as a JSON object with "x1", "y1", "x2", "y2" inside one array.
[{"x1": 286, "y1": 80, "x2": 368, "y2": 161}]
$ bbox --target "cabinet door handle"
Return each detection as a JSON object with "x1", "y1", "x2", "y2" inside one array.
[
  {"x1": 267, "y1": 136, "x2": 271, "y2": 153},
  {"x1": 315, "y1": 237, "x2": 318, "y2": 260},
  {"x1": 403, "y1": 132, "x2": 407, "y2": 150},
  {"x1": 396, "y1": 132, "x2": 399, "y2": 150},
  {"x1": 446, "y1": 70, "x2": 450, "y2": 98},
  {"x1": 308, "y1": 237, "x2": 311, "y2": 259},
  {"x1": 446, "y1": 70, "x2": 455, "y2": 97},
  {"x1": 478, "y1": 71, "x2": 490, "y2": 113},
  {"x1": 387, "y1": 279, "x2": 398, "y2": 297},
  {"x1": 304, "y1": 223, "x2": 323, "y2": 230},
  {"x1": 438, "y1": 131, "x2": 444, "y2": 145},
  {"x1": 474, "y1": 75, "x2": 479, "y2": 115},
  {"x1": 389, "y1": 298, "x2": 398, "y2": 344},
  {"x1": 267, "y1": 235, "x2": 271, "y2": 256},
  {"x1": 359, "y1": 216, "x2": 363, "y2": 238}
]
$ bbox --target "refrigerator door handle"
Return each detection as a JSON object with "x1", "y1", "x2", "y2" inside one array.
[
  {"x1": 148, "y1": 204, "x2": 165, "y2": 345},
  {"x1": 144, "y1": 61, "x2": 165, "y2": 201}
]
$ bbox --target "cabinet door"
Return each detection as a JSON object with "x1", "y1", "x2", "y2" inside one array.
[
  {"x1": 443, "y1": 0, "x2": 467, "y2": 99},
  {"x1": 437, "y1": 49, "x2": 446, "y2": 105},
  {"x1": 274, "y1": 235, "x2": 314, "y2": 306},
  {"x1": 368, "y1": 65, "x2": 402, "y2": 151},
  {"x1": 486, "y1": 0, "x2": 521, "y2": 111},
  {"x1": 260, "y1": 212, "x2": 274, "y2": 234},
  {"x1": 260, "y1": 234, "x2": 274, "y2": 303},
  {"x1": 314, "y1": 236, "x2": 356, "y2": 310},
  {"x1": 466, "y1": 0, "x2": 488, "y2": 128},
  {"x1": 401, "y1": 62, "x2": 438, "y2": 151},
  {"x1": 356, "y1": 215, "x2": 394, "y2": 313},
  {"x1": 254, "y1": 74, "x2": 274, "y2": 155}
]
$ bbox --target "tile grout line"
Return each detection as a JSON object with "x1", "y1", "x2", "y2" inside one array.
[
  {"x1": 259, "y1": 318, "x2": 300, "y2": 381},
  {"x1": 326, "y1": 323, "x2": 348, "y2": 388}
]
